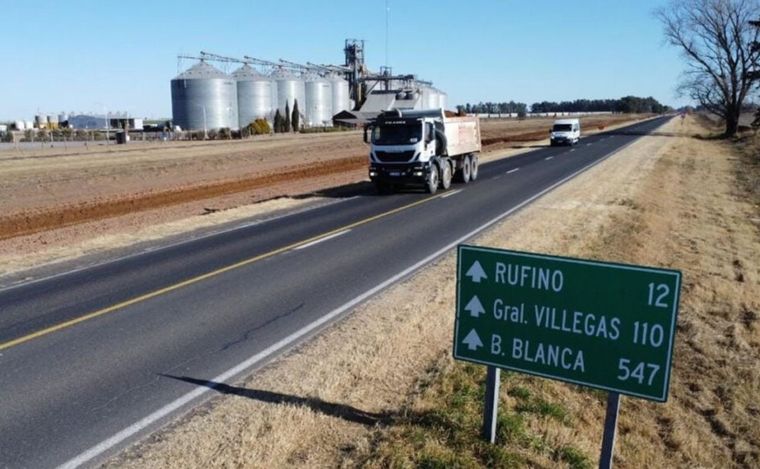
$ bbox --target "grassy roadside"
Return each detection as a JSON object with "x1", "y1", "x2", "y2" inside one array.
[{"x1": 357, "y1": 116, "x2": 760, "y2": 468}]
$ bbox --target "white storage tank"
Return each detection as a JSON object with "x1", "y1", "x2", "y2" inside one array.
[
  {"x1": 234, "y1": 64, "x2": 276, "y2": 127},
  {"x1": 304, "y1": 74, "x2": 332, "y2": 127},
  {"x1": 436, "y1": 89, "x2": 448, "y2": 110},
  {"x1": 171, "y1": 60, "x2": 239, "y2": 130},
  {"x1": 328, "y1": 73, "x2": 350, "y2": 116},
  {"x1": 273, "y1": 69, "x2": 305, "y2": 120}
]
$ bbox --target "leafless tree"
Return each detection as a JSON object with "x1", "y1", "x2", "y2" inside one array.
[{"x1": 657, "y1": 0, "x2": 760, "y2": 136}]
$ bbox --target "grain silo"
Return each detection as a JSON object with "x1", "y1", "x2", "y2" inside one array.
[
  {"x1": 273, "y1": 69, "x2": 305, "y2": 120},
  {"x1": 233, "y1": 64, "x2": 276, "y2": 127},
  {"x1": 436, "y1": 89, "x2": 447, "y2": 110},
  {"x1": 420, "y1": 87, "x2": 438, "y2": 109},
  {"x1": 328, "y1": 73, "x2": 350, "y2": 116},
  {"x1": 304, "y1": 74, "x2": 332, "y2": 127},
  {"x1": 171, "y1": 61, "x2": 239, "y2": 131}
]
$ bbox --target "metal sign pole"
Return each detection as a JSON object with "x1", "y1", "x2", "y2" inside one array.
[
  {"x1": 599, "y1": 392, "x2": 621, "y2": 469},
  {"x1": 482, "y1": 366, "x2": 500, "y2": 443}
]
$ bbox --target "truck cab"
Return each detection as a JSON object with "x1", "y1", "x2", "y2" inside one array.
[{"x1": 550, "y1": 118, "x2": 581, "y2": 146}]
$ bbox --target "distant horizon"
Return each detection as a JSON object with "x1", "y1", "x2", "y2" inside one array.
[{"x1": 0, "y1": 0, "x2": 688, "y2": 121}]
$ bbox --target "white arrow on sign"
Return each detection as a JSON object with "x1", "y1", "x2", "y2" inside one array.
[
  {"x1": 466, "y1": 260, "x2": 488, "y2": 283},
  {"x1": 465, "y1": 295, "x2": 485, "y2": 318},
  {"x1": 462, "y1": 329, "x2": 484, "y2": 351}
]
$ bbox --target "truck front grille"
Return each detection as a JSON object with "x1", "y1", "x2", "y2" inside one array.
[{"x1": 375, "y1": 150, "x2": 416, "y2": 163}]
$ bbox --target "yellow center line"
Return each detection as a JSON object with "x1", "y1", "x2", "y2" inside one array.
[{"x1": 0, "y1": 193, "x2": 446, "y2": 351}]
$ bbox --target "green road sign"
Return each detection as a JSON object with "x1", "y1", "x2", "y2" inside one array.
[{"x1": 454, "y1": 245, "x2": 681, "y2": 402}]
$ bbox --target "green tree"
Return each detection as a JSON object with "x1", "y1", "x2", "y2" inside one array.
[
  {"x1": 285, "y1": 102, "x2": 291, "y2": 132},
  {"x1": 274, "y1": 109, "x2": 283, "y2": 133},
  {"x1": 292, "y1": 99, "x2": 300, "y2": 131}
]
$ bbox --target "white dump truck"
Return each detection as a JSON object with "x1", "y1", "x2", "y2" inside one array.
[{"x1": 364, "y1": 109, "x2": 482, "y2": 193}]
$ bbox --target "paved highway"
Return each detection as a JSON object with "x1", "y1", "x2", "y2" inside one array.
[{"x1": 0, "y1": 116, "x2": 670, "y2": 468}]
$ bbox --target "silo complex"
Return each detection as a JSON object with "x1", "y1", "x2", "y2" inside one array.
[
  {"x1": 304, "y1": 74, "x2": 332, "y2": 127},
  {"x1": 273, "y1": 69, "x2": 305, "y2": 121},
  {"x1": 234, "y1": 64, "x2": 276, "y2": 127},
  {"x1": 169, "y1": 45, "x2": 448, "y2": 130},
  {"x1": 171, "y1": 61, "x2": 239, "y2": 131}
]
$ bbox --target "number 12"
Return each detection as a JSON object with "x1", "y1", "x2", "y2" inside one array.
[{"x1": 647, "y1": 283, "x2": 670, "y2": 308}]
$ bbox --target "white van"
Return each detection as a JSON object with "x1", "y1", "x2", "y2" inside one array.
[{"x1": 550, "y1": 118, "x2": 581, "y2": 146}]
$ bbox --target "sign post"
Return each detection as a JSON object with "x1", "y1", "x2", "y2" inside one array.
[
  {"x1": 453, "y1": 245, "x2": 681, "y2": 461},
  {"x1": 599, "y1": 392, "x2": 621, "y2": 469},
  {"x1": 482, "y1": 366, "x2": 500, "y2": 443}
]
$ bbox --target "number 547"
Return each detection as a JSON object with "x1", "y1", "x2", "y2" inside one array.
[{"x1": 617, "y1": 358, "x2": 660, "y2": 386}]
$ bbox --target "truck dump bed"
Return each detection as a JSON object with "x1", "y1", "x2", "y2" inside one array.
[{"x1": 443, "y1": 116, "x2": 481, "y2": 156}]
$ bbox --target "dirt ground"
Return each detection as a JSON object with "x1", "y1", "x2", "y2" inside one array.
[
  {"x1": 103, "y1": 114, "x2": 758, "y2": 468},
  {"x1": 0, "y1": 114, "x2": 648, "y2": 279}
]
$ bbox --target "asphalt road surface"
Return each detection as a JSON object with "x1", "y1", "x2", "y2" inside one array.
[{"x1": 0, "y1": 116, "x2": 670, "y2": 468}]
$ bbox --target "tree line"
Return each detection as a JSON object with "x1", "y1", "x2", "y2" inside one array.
[
  {"x1": 531, "y1": 96, "x2": 671, "y2": 114},
  {"x1": 458, "y1": 101, "x2": 528, "y2": 116},
  {"x1": 458, "y1": 96, "x2": 671, "y2": 115}
]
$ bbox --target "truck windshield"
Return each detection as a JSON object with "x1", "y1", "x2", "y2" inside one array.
[
  {"x1": 372, "y1": 124, "x2": 421, "y2": 145},
  {"x1": 552, "y1": 124, "x2": 573, "y2": 132}
]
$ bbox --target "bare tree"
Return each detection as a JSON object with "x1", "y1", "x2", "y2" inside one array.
[{"x1": 657, "y1": 0, "x2": 760, "y2": 136}]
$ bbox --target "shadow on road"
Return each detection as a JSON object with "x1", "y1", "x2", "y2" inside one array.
[{"x1": 161, "y1": 374, "x2": 392, "y2": 426}]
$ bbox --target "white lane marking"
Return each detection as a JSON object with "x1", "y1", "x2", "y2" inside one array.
[
  {"x1": 506, "y1": 168, "x2": 520, "y2": 174},
  {"x1": 59, "y1": 119, "x2": 665, "y2": 469},
  {"x1": 569, "y1": 149, "x2": 576, "y2": 152},
  {"x1": 544, "y1": 156, "x2": 554, "y2": 161},
  {"x1": 586, "y1": 143, "x2": 592, "y2": 146},
  {"x1": 493, "y1": 176, "x2": 502, "y2": 180},
  {"x1": 293, "y1": 229, "x2": 350, "y2": 250},
  {"x1": 440, "y1": 189, "x2": 463, "y2": 199}
]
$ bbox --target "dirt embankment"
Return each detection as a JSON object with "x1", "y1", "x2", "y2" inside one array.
[
  {"x1": 104, "y1": 115, "x2": 758, "y2": 468},
  {"x1": 0, "y1": 115, "x2": 646, "y2": 242}
]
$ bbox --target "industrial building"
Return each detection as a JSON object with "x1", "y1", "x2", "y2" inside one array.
[{"x1": 170, "y1": 40, "x2": 446, "y2": 131}]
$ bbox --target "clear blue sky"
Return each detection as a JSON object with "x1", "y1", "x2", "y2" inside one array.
[{"x1": 0, "y1": 0, "x2": 686, "y2": 120}]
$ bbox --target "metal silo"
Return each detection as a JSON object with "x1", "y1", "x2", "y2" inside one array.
[
  {"x1": 233, "y1": 64, "x2": 276, "y2": 127},
  {"x1": 304, "y1": 74, "x2": 332, "y2": 127},
  {"x1": 171, "y1": 61, "x2": 239, "y2": 131},
  {"x1": 435, "y1": 89, "x2": 447, "y2": 110},
  {"x1": 273, "y1": 69, "x2": 305, "y2": 121},
  {"x1": 35, "y1": 115, "x2": 47, "y2": 128},
  {"x1": 328, "y1": 73, "x2": 350, "y2": 115},
  {"x1": 420, "y1": 87, "x2": 438, "y2": 109}
]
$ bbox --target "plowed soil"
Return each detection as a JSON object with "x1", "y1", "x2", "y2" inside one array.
[{"x1": 0, "y1": 115, "x2": 647, "y2": 241}]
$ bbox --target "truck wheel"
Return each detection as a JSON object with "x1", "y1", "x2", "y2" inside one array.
[
  {"x1": 460, "y1": 156, "x2": 471, "y2": 184},
  {"x1": 440, "y1": 161, "x2": 452, "y2": 190},
  {"x1": 470, "y1": 154, "x2": 479, "y2": 181},
  {"x1": 426, "y1": 165, "x2": 439, "y2": 194}
]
